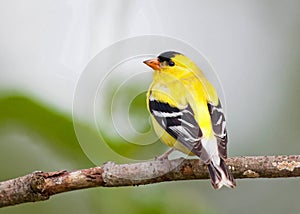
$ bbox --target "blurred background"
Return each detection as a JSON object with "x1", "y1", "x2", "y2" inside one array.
[{"x1": 1, "y1": 0, "x2": 300, "y2": 213}]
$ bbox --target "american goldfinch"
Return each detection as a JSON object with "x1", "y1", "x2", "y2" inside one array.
[{"x1": 144, "y1": 51, "x2": 236, "y2": 189}]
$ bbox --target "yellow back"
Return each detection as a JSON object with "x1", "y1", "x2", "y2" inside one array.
[{"x1": 148, "y1": 53, "x2": 219, "y2": 138}]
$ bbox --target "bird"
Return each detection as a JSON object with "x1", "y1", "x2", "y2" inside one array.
[{"x1": 143, "y1": 51, "x2": 236, "y2": 189}]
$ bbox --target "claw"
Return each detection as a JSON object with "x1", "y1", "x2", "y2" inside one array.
[{"x1": 155, "y1": 148, "x2": 175, "y2": 161}]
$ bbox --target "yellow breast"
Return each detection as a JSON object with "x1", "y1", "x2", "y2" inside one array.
[{"x1": 148, "y1": 71, "x2": 215, "y2": 155}]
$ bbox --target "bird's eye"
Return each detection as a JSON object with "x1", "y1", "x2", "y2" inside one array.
[{"x1": 168, "y1": 60, "x2": 175, "y2": 66}]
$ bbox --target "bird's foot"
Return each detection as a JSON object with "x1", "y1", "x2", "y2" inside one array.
[{"x1": 155, "y1": 148, "x2": 175, "y2": 161}]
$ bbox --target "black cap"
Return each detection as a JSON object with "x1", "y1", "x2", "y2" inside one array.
[{"x1": 157, "y1": 51, "x2": 182, "y2": 62}]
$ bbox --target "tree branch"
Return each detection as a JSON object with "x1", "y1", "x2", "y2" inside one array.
[{"x1": 1, "y1": 155, "x2": 300, "y2": 208}]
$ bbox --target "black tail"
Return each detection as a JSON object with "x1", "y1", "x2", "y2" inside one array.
[{"x1": 207, "y1": 158, "x2": 236, "y2": 189}]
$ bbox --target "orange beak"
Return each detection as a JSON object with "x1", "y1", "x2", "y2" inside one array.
[{"x1": 143, "y1": 58, "x2": 161, "y2": 70}]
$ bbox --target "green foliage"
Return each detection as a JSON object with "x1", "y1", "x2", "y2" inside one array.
[{"x1": 0, "y1": 95, "x2": 92, "y2": 168}]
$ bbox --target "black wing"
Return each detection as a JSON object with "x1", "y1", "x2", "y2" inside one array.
[
  {"x1": 207, "y1": 99, "x2": 228, "y2": 159},
  {"x1": 149, "y1": 98, "x2": 209, "y2": 162}
]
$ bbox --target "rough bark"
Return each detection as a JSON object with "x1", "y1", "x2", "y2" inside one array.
[{"x1": 1, "y1": 155, "x2": 300, "y2": 208}]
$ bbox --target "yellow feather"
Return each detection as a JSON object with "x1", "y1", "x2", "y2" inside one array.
[{"x1": 147, "y1": 53, "x2": 218, "y2": 154}]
